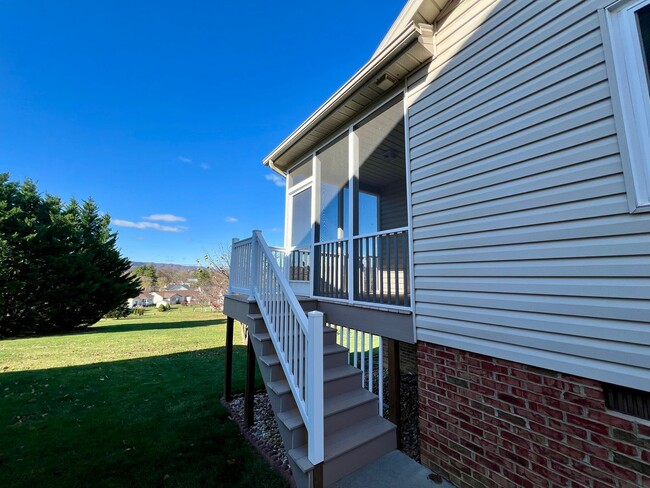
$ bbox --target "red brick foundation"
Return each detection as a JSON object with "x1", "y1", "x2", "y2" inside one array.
[{"x1": 417, "y1": 342, "x2": 650, "y2": 488}]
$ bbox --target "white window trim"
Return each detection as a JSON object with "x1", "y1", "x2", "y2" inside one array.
[{"x1": 603, "y1": 0, "x2": 650, "y2": 212}]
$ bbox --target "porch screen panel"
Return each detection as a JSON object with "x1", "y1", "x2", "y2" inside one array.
[
  {"x1": 353, "y1": 95, "x2": 410, "y2": 306},
  {"x1": 290, "y1": 187, "x2": 312, "y2": 281},
  {"x1": 315, "y1": 133, "x2": 349, "y2": 299},
  {"x1": 317, "y1": 134, "x2": 349, "y2": 243}
]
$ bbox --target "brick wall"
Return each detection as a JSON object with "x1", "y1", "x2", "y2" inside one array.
[{"x1": 417, "y1": 342, "x2": 650, "y2": 488}]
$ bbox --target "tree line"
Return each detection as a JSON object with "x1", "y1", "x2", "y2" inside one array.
[{"x1": 0, "y1": 174, "x2": 140, "y2": 337}]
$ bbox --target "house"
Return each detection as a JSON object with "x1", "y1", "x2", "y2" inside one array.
[
  {"x1": 151, "y1": 291, "x2": 183, "y2": 305},
  {"x1": 127, "y1": 292, "x2": 154, "y2": 308},
  {"x1": 224, "y1": 1, "x2": 650, "y2": 487},
  {"x1": 152, "y1": 290, "x2": 199, "y2": 305}
]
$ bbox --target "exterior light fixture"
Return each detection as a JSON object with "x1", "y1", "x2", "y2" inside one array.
[{"x1": 375, "y1": 72, "x2": 397, "y2": 91}]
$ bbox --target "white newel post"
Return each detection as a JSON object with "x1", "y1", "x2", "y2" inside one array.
[
  {"x1": 230, "y1": 237, "x2": 239, "y2": 294},
  {"x1": 249, "y1": 230, "x2": 262, "y2": 299},
  {"x1": 307, "y1": 310, "x2": 325, "y2": 465}
]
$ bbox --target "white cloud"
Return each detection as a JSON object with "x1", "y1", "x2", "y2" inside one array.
[
  {"x1": 265, "y1": 173, "x2": 285, "y2": 187},
  {"x1": 200, "y1": 162, "x2": 210, "y2": 170},
  {"x1": 225, "y1": 217, "x2": 238, "y2": 223},
  {"x1": 112, "y1": 219, "x2": 187, "y2": 233},
  {"x1": 143, "y1": 214, "x2": 187, "y2": 222},
  {"x1": 269, "y1": 227, "x2": 283, "y2": 233},
  {"x1": 178, "y1": 156, "x2": 192, "y2": 163}
]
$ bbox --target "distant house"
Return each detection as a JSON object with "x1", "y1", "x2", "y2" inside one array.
[
  {"x1": 151, "y1": 291, "x2": 183, "y2": 305},
  {"x1": 127, "y1": 293, "x2": 153, "y2": 308},
  {"x1": 166, "y1": 284, "x2": 191, "y2": 291},
  {"x1": 151, "y1": 290, "x2": 201, "y2": 306}
]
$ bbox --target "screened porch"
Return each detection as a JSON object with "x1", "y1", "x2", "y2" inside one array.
[{"x1": 283, "y1": 94, "x2": 411, "y2": 309}]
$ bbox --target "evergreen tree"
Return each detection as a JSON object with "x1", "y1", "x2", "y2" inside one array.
[
  {"x1": 0, "y1": 173, "x2": 140, "y2": 337},
  {"x1": 133, "y1": 264, "x2": 158, "y2": 291}
]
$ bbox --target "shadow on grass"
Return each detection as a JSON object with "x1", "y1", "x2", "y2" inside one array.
[
  {"x1": 87, "y1": 317, "x2": 227, "y2": 334},
  {"x1": 0, "y1": 318, "x2": 227, "y2": 342},
  {"x1": 0, "y1": 346, "x2": 281, "y2": 488}
]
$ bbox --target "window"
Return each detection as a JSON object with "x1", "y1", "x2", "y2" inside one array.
[{"x1": 605, "y1": 0, "x2": 650, "y2": 211}]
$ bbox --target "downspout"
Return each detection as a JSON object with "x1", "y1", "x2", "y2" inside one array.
[{"x1": 266, "y1": 158, "x2": 287, "y2": 178}]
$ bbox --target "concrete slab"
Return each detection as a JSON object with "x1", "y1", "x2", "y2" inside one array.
[{"x1": 331, "y1": 450, "x2": 455, "y2": 488}]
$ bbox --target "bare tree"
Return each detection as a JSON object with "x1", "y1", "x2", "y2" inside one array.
[{"x1": 195, "y1": 243, "x2": 230, "y2": 311}]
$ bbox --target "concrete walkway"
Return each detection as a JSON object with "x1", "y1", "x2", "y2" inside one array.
[{"x1": 331, "y1": 450, "x2": 456, "y2": 488}]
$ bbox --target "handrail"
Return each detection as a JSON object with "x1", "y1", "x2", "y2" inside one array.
[
  {"x1": 352, "y1": 226, "x2": 409, "y2": 241},
  {"x1": 232, "y1": 231, "x2": 324, "y2": 466}
]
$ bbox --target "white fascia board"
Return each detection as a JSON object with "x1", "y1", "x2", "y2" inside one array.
[{"x1": 263, "y1": 21, "x2": 434, "y2": 170}]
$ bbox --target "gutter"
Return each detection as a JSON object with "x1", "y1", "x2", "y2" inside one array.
[{"x1": 263, "y1": 21, "x2": 434, "y2": 169}]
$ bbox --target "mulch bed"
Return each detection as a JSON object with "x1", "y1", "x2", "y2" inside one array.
[{"x1": 221, "y1": 370, "x2": 420, "y2": 484}]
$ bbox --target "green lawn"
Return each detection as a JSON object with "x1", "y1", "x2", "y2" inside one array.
[{"x1": 0, "y1": 307, "x2": 288, "y2": 488}]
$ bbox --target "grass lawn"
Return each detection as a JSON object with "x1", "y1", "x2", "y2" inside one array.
[{"x1": 0, "y1": 307, "x2": 288, "y2": 488}]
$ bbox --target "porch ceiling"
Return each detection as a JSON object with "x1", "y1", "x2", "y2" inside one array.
[{"x1": 263, "y1": 21, "x2": 435, "y2": 173}]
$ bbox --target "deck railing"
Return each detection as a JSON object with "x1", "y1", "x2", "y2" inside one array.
[
  {"x1": 353, "y1": 227, "x2": 410, "y2": 307},
  {"x1": 229, "y1": 237, "x2": 253, "y2": 294},
  {"x1": 269, "y1": 247, "x2": 311, "y2": 282},
  {"x1": 231, "y1": 231, "x2": 324, "y2": 466},
  {"x1": 287, "y1": 248, "x2": 311, "y2": 281},
  {"x1": 314, "y1": 239, "x2": 349, "y2": 299}
]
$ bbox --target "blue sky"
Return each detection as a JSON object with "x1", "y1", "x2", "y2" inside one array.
[{"x1": 0, "y1": 1, "x2": 405, "y2": 265}]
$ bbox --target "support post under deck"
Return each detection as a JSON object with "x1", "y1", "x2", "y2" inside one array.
[
  {"x1": 224, "y1": 316, "x2": 234, "y2": 401},
  {"x1": 244, "y1": 337, "x2": 256, "y2": 428},
  {"x1": 387, "y1": 339, "x2": 402, "y2": 449}
]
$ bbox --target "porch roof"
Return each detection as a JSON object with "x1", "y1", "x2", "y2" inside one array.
[{"x1": 263, "y1": 0, "x2": 451, "y2": 173}]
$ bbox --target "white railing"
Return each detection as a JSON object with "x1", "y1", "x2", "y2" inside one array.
[
  {"x1": 327, "y1": 323, "x2": 384, "y2": 415},
  {"x1": 230, "y1": 237, "x2": 253, "y2": 294},
  {"x1": 268, "y1": 246, "x2": 311, "y2": 282},
  {"x1": 233, "y1": 231, "x2": 324, "y2": 466},
  {"x1": 353, "y1": 227, "x2": 410, "y2": 307}
]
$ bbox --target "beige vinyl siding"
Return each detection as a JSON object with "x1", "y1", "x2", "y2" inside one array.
[{"x1": 407, "y1": 0, "x2": 650, "y2": 390}]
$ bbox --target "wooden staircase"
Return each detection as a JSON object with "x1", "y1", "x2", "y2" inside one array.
[{"x1": 247, "y1": 312, "x2": 397, "y2": 487}]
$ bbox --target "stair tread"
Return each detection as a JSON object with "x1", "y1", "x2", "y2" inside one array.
[
  {"x1": 277, "y1": 388, "x2": 377, "y2": 431},
  {"x1": 250, "y1": 331, "x2": 270, "y2": 342},
  {"x1": 267, "y1": 365, "x2": 361, "y2": 397},
  {"x1": 258, "y1": 343, "x2": 348, "y2": 367},
  {"x1": 288, "y1": 416, "x2": 396, "y2": 473}
]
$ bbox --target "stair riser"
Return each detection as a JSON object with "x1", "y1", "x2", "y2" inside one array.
[
  {"x1": 253, "y1": 338, "x2": 276, "y2": 357},
  {"x1": 276, "y1": 419, "x2": 304, "y2": 451},
  {"x1": 249, "y1": 318, "x2": 338, "y2": 345},
  {"x1": 324, "y1": 371, "x2": 361, "y2": 398},
  {"x1": 278, "y1": 398, "x2": 379, "y2": 450},
  {"x1": 254, "y1": 332, "x2": 339, "y2": 357},
  {"x1": 267, "y1": 387, "x2": 298, "y2": 413},
  {"x1": 248, "y1": 319, "x2": 267, "y2": 336},
  {"x1": 322, "y1": 428, "x2": 396, "y2": 486},
  {"x1": 262, "y1": 349, "x2": 351, "y2": 383},
  {"x1": 288, "y1": 458, "x2": 309, "y2": 488}
]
